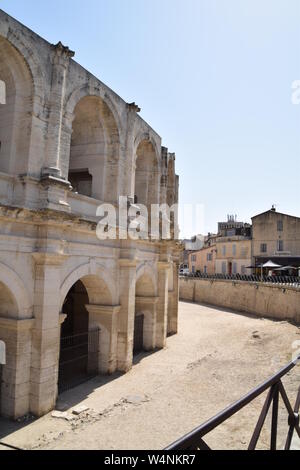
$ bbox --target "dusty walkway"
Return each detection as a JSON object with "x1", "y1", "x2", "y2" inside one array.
[{"x1": 0, "y1": 302, "x2": 299, "y2": 450}]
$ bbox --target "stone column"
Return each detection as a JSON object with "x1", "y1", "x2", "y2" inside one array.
[
  {"x1": 159, "y1": 147, "x2": 168, "y2": 205},
  {"x1": 86, "y1": 305, "x2": 120, "y2": 375},
  {"x1": 43, "y1": 42, "x2": 74, "y2": 179},
  {"x1": 30, "y1": 253, "x2": 66, "y2": 417},
  {"x1": 117, "y1": 259, "x2": 137, "y2": 371},
  {"x1": 0, "y1": 317, "x2": 34, "y2": 419},
  {"x1": 135, "y1": 296, "x2": 158, "y2": 350},
  {"x1": 40, "y1": 42, "x2": 74, "y2": 212},
  {"x1": 125, "y1": 102, "x2": 141, "y2": 199},
  {"x1": 156, "y1": 262, "x2": 170, "y2": 348},
  {"x1": 168, "y1": 261, "x2": 179, "y2": 335}
]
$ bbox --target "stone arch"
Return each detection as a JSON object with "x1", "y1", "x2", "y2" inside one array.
[
  {"x1": 65, "y1": 85, "x2": 123, "y2": 136},
  {"x1": 0, "y1": 29, "x2": 46, "y2": 104},
  {"x1": 134, "y1": 139, "x2": 160, "y2": 207},
  {"x1": 59, "y1": 265, "x2": 118, "y2": 390},
  {"x1": 60, "y1": 262, "x2": 117, "y2": 311},
  {"x1": 134, "y1": 268, "x2": 158, "y2": 353},
  {"x1": 134, "y1": 132, "x2": 161, "y2": 164},
  {"x1": 136, "y1": 264, "x2": 157, "y2": 296},
  {"x1": 64, "y1": 89, "x2": 121, "y2": 202},
  {"x1": 0, "y1": 36, "x2": 34, "y2": 175},
  {"x1": 0, "y1": 262, "x2": 32, "y2": 317},
  {"x1": 0, "y1": 32, "x2": 47, "y2": 177}
]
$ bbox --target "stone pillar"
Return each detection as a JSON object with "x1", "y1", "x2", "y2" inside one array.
[
  {"x1": 160, "y1": 147, "x2": 168, "y2": 205},
  {"x1": 30, "y1": 253, "x2": 66, "y2": 417},
  {"x1": 117, "y1": 259, "x2": 137, "y2": 371},
  {"x1": 135, "y1": 297, "x2": 158, "y2": 350},
  {"x1": 168, "y1": 261, "x2": 179, "y2": 335},
  {"x1": 0, "y1": 317, "x2": 34, "y2": 419},
  {"x1": 40, "y1": 42, "x2": 74, "y2": 212},
  {"x1": 126, "y1": 102, "x2": 141, "y2": 199},
  {"x1": 43, "y1": 42, "x2": 74, "y2": 178},
  {"x1": 156, "y1": 262, "x2": 170, "y2": 348},
  {"x1": 86, "y1": 305, "x2": 120, "y2": 375}
]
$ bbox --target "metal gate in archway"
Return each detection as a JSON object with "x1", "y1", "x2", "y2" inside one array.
[
  {"x1": 133, "y1": 314, "x2": 144, "y2": 354},
  {"x1": 58, "y1": 328, "x2": 99, "y2": 393}
]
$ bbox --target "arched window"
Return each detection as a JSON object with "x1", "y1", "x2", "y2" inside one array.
[
  {"x1": 68, "y1": 95, "x2": 120, "y2": 202},
  {"x1": 0, "y1": 37, "x2": 33, "y2": 175},
  {"x1": 134, "y1": 140, "x2": 159, "y2": 208}
]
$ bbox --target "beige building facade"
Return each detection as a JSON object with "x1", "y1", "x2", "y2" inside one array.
[
  {"x1": 188, "y1": 244, "x2": 216, "y2": 275},
  {"x1": 252, "y1": 208, "x2": 300, "y2": 268},
  {"x1": 215, "y1": 238, "x2": 252, "y2": 275},
  {"x1": 0, "y1": 10, "x2": 180, "y2": 419}
]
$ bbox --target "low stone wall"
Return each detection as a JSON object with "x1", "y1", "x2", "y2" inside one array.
[{"x1": 180, "y1": 278, "x2": 300, "y2": 324}]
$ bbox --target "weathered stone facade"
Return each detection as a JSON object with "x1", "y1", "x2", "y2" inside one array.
[{"x1": 0, "y1": 10, "x2": 180, "y2": 419}]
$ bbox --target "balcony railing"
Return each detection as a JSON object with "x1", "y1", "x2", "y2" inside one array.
[
  {"x1": 166, "y1": 356, "x2": 300, "y2": 451},
  {"x1": 184, "y1": 272, "x2": 300, "y2": 287}
]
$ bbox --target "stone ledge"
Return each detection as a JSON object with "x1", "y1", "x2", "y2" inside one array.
[
  {"x1": 0, "y1": 317, "x2": 35, "y2": 331},
  {"x1": 85, "y1": 305, "x2": 121, "y2": 316},
  {"x1": 135, "y1": 296, "x2": 159, "y2": 305}
]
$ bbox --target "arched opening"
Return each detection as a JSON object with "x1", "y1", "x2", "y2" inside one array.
[
  {"x1": 59, "y1": 280, "x2": 92, "y2": 392},
  {"x1": 0, "y1": 281, "x2": 19, "y2": 316},
  {"x1": 0, "y1": 281, "x2": 20, "y2": 417},
  {"x1": 134, "y1": 273, "x2": 157, "y2": 354},
  {"x1": 134, "y1": 140, "x2": 159, "y2": 208},
  {"x1": 0, "y1": 37, "x2": 33, "y2": 175},
  {"x1": 59, "y1": 274, "x2": 113, "y2": 392},
  {"x1": 68, "y1": 95, "x2": 120, "y2": 202}
]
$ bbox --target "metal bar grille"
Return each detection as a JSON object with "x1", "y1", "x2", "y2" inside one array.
[{"x1": 58, "y1": 328, "x2": 99, "y2": 393}]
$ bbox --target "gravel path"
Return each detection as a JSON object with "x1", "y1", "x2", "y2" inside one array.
[{"x1": 1, "y1": 302, "x2": 299, "y2": 450}]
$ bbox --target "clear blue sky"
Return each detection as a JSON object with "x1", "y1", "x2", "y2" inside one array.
[{"x1": 1, "y1": 0, "x2": 300, "y2": 237}]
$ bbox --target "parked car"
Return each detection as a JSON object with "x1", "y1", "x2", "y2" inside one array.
[{"x1": 179, "y1": 267, "x2": 190, "y2": 276}]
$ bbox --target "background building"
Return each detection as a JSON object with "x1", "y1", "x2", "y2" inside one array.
[
  {"x1": 180, "y1": 234, "x2": 205, "y2": 271},
  {"x1": 252, "y1": 207, "x2": 300, "y2": 270},
  {"x1": 215, "y1": 216, "x2": 252, "y2": 275},
  {"x1": 189, "y1": 243, "x2": 217, "y2": 275}
]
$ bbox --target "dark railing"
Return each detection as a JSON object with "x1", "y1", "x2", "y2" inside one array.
[
  {"x1": 166, "y1": 356, "x2": 300, "y2": 451},
  {"x1": 183, "y1": 272, "x2": 300, "y2": 286},
  {"x1": 58, "y1": 328, "x2": 100, "y2": 393},
  {"x1": 0, "y1": 441, "x2": 22, "y2": 450}
]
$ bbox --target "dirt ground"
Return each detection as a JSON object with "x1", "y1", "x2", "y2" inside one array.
[{"x1": 0, "y1": 301, "x2": 299, "y2": 451}]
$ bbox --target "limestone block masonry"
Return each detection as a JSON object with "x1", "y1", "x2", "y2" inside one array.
[
  {"x1": 0, "y1": 10, "x2": 181, "y2": 419},
  {"x1": 180, "y1": 278, "x2": 300, "y2": 324}
]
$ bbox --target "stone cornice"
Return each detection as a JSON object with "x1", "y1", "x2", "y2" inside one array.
[
  {"x1": 0, "y1": 204, "x2": 180, "y2": 251},
  {"x1": 59, "y1": 313, "x2": 67, "y2": 325},
  {"x1": 127, "y1": 102, "x2": 141, "y2": 113},
  {"x1": 85, "y1": 305, "x2": 121, "y2": 316},
  {"x1": 135, "y1": 296, "x2": 159, "y2": 305},
  {"x1": 32, "y1": 252, "x2": 68, "y2": 266},
  {"x1": 119, "y1": 259, "x2": 137, "y2": 268},
  {"x1": 40, "y1": 174, "x2": 72, "y2": 190},
  {"x1": 0, "y1": 317, "x2": 35, "y2": 331},
  {"x1": 157, "y1": 261, "x2": 171, "y2": 271},
  {"x1": 51, "y1": 41, "x2": 75, "y2": 66}
]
